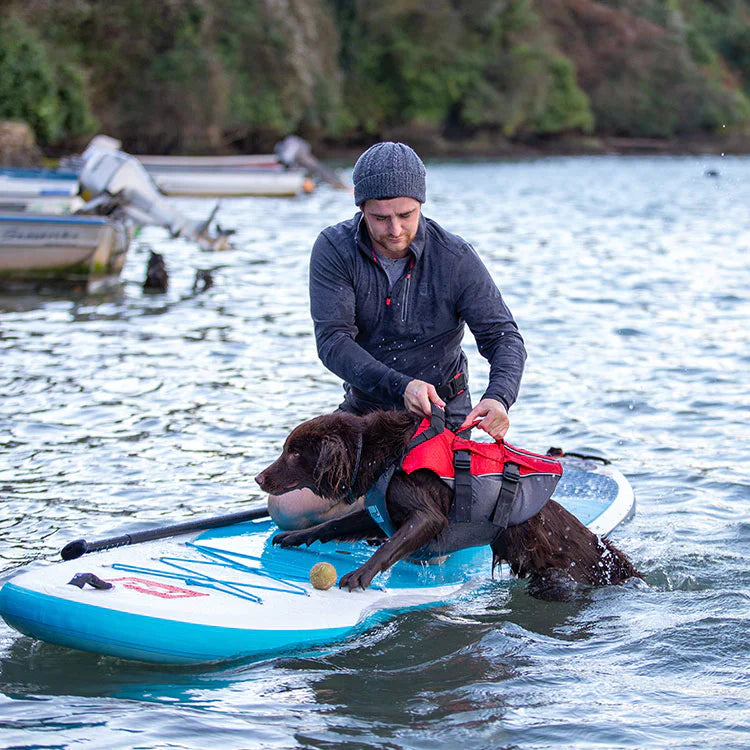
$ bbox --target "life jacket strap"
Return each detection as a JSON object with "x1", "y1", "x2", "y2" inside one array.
[
  {"x1": 406, "y1": 403, "x2": 445, "y2": 451},
  {"x1": 365, "y1": 406, "x2": 447, "y2": 537},
  {"x1": 364, "y1": 462, "x2": 398, "y2": 537},
  {"x1": 453, "y1": 449, "x2": 473, "y2": 523},
  {"x1": 490, "y1": 462, "x2": 521, "y2": 527}
]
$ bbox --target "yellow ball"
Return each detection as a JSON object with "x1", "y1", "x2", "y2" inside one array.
[{"x1": 310, "y1": 562, "x2": 337, "y2": 590}]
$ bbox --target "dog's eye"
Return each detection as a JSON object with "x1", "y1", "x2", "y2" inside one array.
[{"x1": 287, "y1": 449, "x2": 299, "y2": 458}]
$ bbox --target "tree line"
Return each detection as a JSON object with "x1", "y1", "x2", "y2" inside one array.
[{"x1": 1, "y1": 0, "x2": 749, "y2": 155}]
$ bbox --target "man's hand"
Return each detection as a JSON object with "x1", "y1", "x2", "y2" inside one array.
[
  {"x1": 404, "y1": 379, "x2": 445, "y2": 418},
  {"x1": 459, "y1": 398, "x2": 509, "y2": 441}
]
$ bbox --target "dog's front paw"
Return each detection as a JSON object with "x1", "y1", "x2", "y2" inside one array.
[
  {"x1": 339, "y1": 566, "x2": 376, "y2": 591},
  {"x1": 272, "y1": 530, "x2": 308, "y2": 548}
]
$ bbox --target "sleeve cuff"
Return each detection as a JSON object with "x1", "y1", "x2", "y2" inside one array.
[{"x1": 481, "y1": 392, "x2": 510, "y2": 411}]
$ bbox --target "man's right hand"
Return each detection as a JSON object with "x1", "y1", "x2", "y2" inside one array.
[{"x1": 403, "y1": 379, "x2": 446, "y2": 418}]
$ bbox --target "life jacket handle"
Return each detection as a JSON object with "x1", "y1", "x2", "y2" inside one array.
[{"x1": 406, "y1": 403, "x2": 446, "y2": 451}]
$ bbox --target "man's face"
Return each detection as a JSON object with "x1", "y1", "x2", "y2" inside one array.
[{"x1": 361, "y1": 197, "x2": 421, "y2": 258}]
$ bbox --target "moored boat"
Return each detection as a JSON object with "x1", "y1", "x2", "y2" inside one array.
[
  {"x1": 135, "y1": 153, "x2": 279, "y2": 169},
  {"x1": 0, "y1": 168, "x2": 82, "y2": 214},
  {"x1": 85, "y1": 134, "x2": 346, "y2": 197},
  {"x1": 0, "y1": 213, "x2": 132, "y2": 291},
  {"x1": 145, "y1": 164, "x2": 311, "y2": 197}
]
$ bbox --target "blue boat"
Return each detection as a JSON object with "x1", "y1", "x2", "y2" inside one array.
[{"x1": 0, "y1": 167, "x2": 82, "y2": 214}]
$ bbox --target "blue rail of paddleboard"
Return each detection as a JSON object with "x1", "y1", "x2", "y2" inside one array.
[{"x1": 0, "y1": 583, "x2": 352, "y2": 665}]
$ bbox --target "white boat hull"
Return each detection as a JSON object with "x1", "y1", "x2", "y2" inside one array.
[
  {"x1": 136, "y1": 153, "x2": 279, "y2": 168},
  {"x1": 147, "y1": 167, "x2": 308, "y2": 197},
  {"x1": 0, "y1": 194, "x2": 83, "y2": 215},
  {"x1": 0, "y1": 214, "x2": 131, "y2": 289}
]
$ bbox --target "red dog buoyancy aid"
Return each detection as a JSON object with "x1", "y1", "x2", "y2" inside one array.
[{"x1": 364, "y1": 406, "x2": 563, "y2": 559}]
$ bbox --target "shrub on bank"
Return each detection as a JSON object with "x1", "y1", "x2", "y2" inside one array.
[
  {"x1": 0, "y1": 15, "x2": 96, "y2": 146},
  {"x1": 2, "y1": 0, "x2": 750, "y2": 152}
]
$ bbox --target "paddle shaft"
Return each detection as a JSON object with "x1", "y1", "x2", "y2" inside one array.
[{"x1": 60, "y1": 505, "x2": 269, "y2": 561}]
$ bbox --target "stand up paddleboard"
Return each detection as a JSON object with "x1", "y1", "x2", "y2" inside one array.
[{"x1": 0, "y1": 456, "x2": 635, "y2": 665}]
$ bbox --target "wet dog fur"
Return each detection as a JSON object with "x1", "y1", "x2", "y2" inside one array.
[{"x1": 255, "y1": 410, "x2": 641, "y2": 599}]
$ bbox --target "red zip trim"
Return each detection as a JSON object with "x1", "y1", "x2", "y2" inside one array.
[
  {"x1": 372, "y1": 250, "x2": 413, "y2": 309},
  {"x1": 371, "y1": 249, "x2": 391, "y2": 306}
]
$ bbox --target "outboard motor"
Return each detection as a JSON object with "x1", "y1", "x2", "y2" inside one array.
[
  {"x1": 274, "y1": 135, "x2": 347, "y2": 190},
  {"x1": 77, "y1": 147, "x2": 230, "y2": 250}
]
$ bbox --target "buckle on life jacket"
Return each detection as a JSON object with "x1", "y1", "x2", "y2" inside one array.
[
  {"x1": 436, "y1": 371, "x2": 467, "y2": 402},
  {"x1": 366, "y1": 406, "x2": 447, "y2": 538}
]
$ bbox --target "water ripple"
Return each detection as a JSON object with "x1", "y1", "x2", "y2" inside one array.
[{"x1": 0, "y1": 156, "x2": 748, "y2": 748}]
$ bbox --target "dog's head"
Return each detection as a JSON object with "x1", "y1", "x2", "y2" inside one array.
[{"x1": 255, "y1": 412, "x2": 362, "y2": 501}]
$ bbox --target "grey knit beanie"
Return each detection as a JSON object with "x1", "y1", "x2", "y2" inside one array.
[{"x1": 353, "y1": 142, "x2": 426, "y2": 205}]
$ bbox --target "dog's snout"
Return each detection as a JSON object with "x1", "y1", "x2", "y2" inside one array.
[{"x1": 255, "y1": 471, "x2": 266, "y2": 489}]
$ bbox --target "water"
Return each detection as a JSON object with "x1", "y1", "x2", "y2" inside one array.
[{"x1": 0, "y1": 156, "x2": 748, "y2": 749}]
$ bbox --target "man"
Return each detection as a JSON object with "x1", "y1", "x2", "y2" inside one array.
[{"x1": 269, "y1": 141, "x2": 526, "y2": 529}]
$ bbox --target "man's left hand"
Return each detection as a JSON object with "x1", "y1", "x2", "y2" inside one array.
[{"x1": 459, "y1": 398, "x2": 510, "y2": 441}]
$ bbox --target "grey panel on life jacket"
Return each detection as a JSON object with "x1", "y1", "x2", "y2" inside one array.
[{"x1": 412, "y1": 471, "x2": 560, "y2": 559}]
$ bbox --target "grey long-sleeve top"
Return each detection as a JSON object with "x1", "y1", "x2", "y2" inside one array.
[{"x1": 309, "y1": 212, "x2": 526, "y2": 414}]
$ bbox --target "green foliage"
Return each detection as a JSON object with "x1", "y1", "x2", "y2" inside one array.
[
  {"x1": 720, "y1": 26, "x2": 750, "y2": 82},
  {"x1": 561, "y1": 0, "x2": 750, "y2": 137},
  {"x1": 680, "y1": 0, "x2": 750, "y2": 90},
  {"x1": 590, "y1": 36, "x2": 749, "y2": 138},
  {"x1": 0, "y1": 14, "x2": 95, "y2": 145},
  {"x1": 334, "y1": 0, "x2": 592, "y2": 138},
  {"x1": 461, "y1": 43, "x2": 593, "y2": 136},
  {"x1": 54, "y1": 62, "x2": 98, "y2": 140},
  {"x1": 55, "y1": 0, "x2": 222, "y2": 152},
  {"x1": 211, "y1": 0, "x2": 302, "y2": 140},
  {"x1": 532, "y1": 55, "x2": 594, "y2": 135},
  {"x1": 33, "y1": 0, "x2": 345, "y2": 151},
  {"x1": 0, "y1": 16, "x2": 59, "y2": 142},
  {"x1": 2, "y1": 0, "x2": 750, "y2": 150},
  {"x1": 461, "y1": 1, "x2": 593, "y2": 137},
  {"x1": 335, "y1": 1, "x2": 474, "y2": 132}
]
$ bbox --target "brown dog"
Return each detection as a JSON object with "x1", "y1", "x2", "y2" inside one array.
[{"x1": 256, "y1": 409, "x2": 641, "y2": 599}]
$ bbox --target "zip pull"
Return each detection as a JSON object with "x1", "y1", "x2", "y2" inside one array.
[
  {"x1": 371, "y1": 250, "x2": 390, "y2": 306},
  {"x1": 401, "y1": 261, "x2": 413, "y2": 322}
]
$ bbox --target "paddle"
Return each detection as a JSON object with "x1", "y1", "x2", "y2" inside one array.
[{"x1": 60, "y1": 504, "x2": 270, "y2": 561}]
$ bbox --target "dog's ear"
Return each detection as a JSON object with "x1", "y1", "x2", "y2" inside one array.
[{"x1": 313, "y1": 434, "x2": 352, "y2": 499}]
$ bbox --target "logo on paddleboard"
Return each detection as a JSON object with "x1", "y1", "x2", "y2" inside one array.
[{"x1": 109, "y1": 577, "x2": 208, "y2": 599}]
